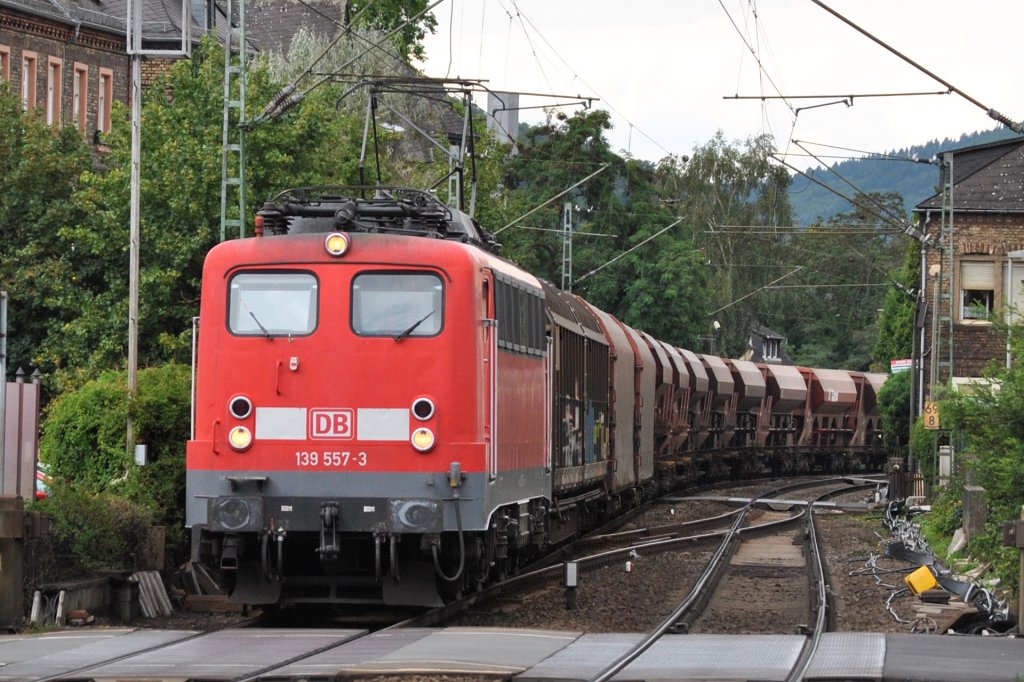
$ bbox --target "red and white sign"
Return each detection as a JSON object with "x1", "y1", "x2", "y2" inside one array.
[
  {"x1": 310, "y1": 408, "x2": 354, "y2": 439},
  {"x1": 890, "y1": 359, "x2": 912, "y2": 373}
]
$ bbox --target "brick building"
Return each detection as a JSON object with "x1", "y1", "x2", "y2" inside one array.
[
  {"x1": 914, "y1": 136, "x2": 1024, "y2": 406},
  {"x1": 0, "y1": 0, "x2": 213, "y2": 143}
]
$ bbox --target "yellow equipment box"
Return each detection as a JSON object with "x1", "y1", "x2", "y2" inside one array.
[{"x1": 905, "y1": 565, "x2": 939, "y2": 595}]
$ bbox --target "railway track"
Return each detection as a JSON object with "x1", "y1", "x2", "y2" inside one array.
[
  {"x1": 14, "y1": 476, "x2": 1024, "y2": 681},
  {"x1": 588, "y1": 477, "x2": 873, "y2": 682},
  {"x1": 433, "y1": 477, "x2": 879, "y2": 630},
  {"x1": 8, "y1": 477, "x2": 886, "y2": 682}
]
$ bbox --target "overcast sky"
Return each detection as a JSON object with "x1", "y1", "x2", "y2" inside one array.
[{"x1": 416, "y1": 0, "x2": 1024, "y2": 170}]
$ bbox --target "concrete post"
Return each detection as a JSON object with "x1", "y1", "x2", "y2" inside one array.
[
  {"x1": 1001, "y1": 506, "x2": 1024, "y2": 629},
  {"x1": 0, "y1": 496, "x2": 24, "y2": 631},
  {"x1": 963, "y1": 486, "x2": 987, "y2": 542},
  {"x1": 0, "y1": 291, "x2": 6, "y2": 494},
  {"x1": 888, "y1": 457, "x2": 905, "y2": 499}
]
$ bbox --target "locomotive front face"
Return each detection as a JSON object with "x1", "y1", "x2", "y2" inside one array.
[{"x1": 186, "y1": 232, "x2": 490, "y2": 605}]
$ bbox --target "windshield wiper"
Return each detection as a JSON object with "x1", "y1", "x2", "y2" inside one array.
[
  {"x1": 394, "y1": 310, "x2": 434, "y2": 342},
  {"x1": 249, "y1": 311, "x2": 273, "y2": 339}
]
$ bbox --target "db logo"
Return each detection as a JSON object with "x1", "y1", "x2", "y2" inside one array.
[{"x1": 310, "y1": 409, "x2": 354, "y2": 439}]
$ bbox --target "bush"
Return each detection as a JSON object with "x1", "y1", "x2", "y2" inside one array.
[
  {"x1": 878, "y1": 370, "x2": 910, "y2": 455},
  {"x1": 909, "y1": 419, "x2": 943, "y2": 483},
  {"x1": 921, "y1": 488, "x2": 962, "y2": 540},
  {"x1": 39, "y1": 363, "x2": 191, "y2": 566},
  {"x1": 967, "y1": 527, "x2": 1018, "y2": 589},
  {"x1": 33, "y1": 484, "x2": 156, "y2": 575}
]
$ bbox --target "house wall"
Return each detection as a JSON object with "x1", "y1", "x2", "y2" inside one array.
[
  {"x1": 141, "y1": 57, "x2": 176, "y2": 88},
  {"x1": 0, "y1": 6, "x2": 128, "y2": 139},
  {"x1": 0, "y1": 8, "x2": 181, "y2": 136},
  {"x1": 919, "y1": 210, "x2": 1024, "y2": 393}
]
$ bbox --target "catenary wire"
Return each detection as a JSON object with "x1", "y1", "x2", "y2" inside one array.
[{"x1": 497, "y1": 0, "x2": 674, "y2": 158}]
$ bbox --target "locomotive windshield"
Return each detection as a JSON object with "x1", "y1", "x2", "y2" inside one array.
[
  {"x1": 228, "y1": 272, "x2": 318, "y2": 336},
  {"x1": 352, "y1": 272, "x2": 443, "y2": 338}
]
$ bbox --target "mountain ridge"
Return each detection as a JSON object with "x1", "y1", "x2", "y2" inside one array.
[{"x1": 789, "y1": 126, "x2": 1022, "y2": 225}]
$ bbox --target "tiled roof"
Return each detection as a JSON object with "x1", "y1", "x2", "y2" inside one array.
[
  {"x1": 245, "y1": 0, "x2": 339, "y2": 54},
  {"x1": 0, "y1": 0, "x2": 219, "y2": 42},
  {"x1": 916, "y1": 137, "x2": 1024, "y2": 213},
  {"x1": 744, "y1": 323, "x2": 793, "y2": 365},
  {"x1": 751, "y1": 323, "x2": 786, "y2": 341},
  {"x1": 3, "y1": 0, "x2": 471, "y2": 147}
]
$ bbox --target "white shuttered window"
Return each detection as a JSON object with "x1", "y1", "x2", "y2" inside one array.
[{"x1": 960, "y1": 261, "x2": 995, "y2": 322}]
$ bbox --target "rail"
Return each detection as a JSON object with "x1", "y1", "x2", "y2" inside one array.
[{"x1": 587, "y1": 478, "x2": 875, "y2": 682}]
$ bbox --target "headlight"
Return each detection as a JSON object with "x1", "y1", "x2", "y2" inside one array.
[
  {"x1": 324, "y1": 232, "x2": 350, "y2": 256},
  {"x1": 411, "y1": 427, "x2": 435, "y2": 452},
  {"x1": 411, "y1": 397, "x2": 435, "y2": 421},
  {"x1": 228, "y1": 426, "x2": 253, "y2": 451},
  {"x1": 208, "y1": 496, "x2": 263, "y2": 532},
  {"x1": 229, "y1": 396, "x2": 252, "y2": 419}
]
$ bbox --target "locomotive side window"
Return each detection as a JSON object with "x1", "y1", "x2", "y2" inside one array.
[
  {"x1": 352, "y1": 272, "x2": 444, "y2": 337},
  {"x1": 228, "y1": 272, "x2": 318, "y2": 336},
  {"x1": 495, "y1": 275, "x2": 545, "y2": 356}
]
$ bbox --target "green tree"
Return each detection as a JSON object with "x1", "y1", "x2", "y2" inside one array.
[
  {"x1": 771, "y1": 192, "x2": 907, "y2": 369},
  {"x1": 33, "y1": 38, "x2": 363, "y2": 391},
  {"x1": 878, "y1": 369, "x2": 910, "y2": 455},
  {"x1": 928, "y1": 324, "x2": 1024, "y2": 589},
  {"x1": 499, "y1": 110, "x2": 707, "y2": 347},
  {"x1": 680, "y1": 132, "x2": 792, "y2": 355},
  {"x1": 586, "y1": 157, "x2": 707, "y2": 348},
  {"x1": 0, "y1": 83, "x2": 91, "y2": 381},
  {"x1": 34, "y1": 486, "x2": 156, "y2": 574},
  {"x1": 500, "y1": 109, "x2": 621, "y2": 281},
  {"x1": 873, "y1": 238, "x2": 920, "y2": 368},
  {"x1": 346, "y1": 0, "x2": 438, "y2": 61}
]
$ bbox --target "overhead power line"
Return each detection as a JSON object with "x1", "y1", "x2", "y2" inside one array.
[
  {"x1": 494, "y1": 163, "x2": 611, "y2": 235},
  {"x1": 812, "y1": 0, "x2": 1024, "y2": 134},
  {"x1": 252, "y1": 0, "x2": 448, "y2": 125},
  {"x1": 792, "y1": 139, "x2": 934, "y2": 163},
  {"x1": 518, "y1": 226, "x2": 617, "y2": 238},
  {"x1": 771, "y1": 149, "x2": 932, "y2": 246},
  {"x1": 790, "y1": 140, "x2": 916, "y2": 227},
  {"x1": 767, "y1": 283, "x2": 888, "y2": 289},
  {"x1": 708, "y1": 266, "x2": 803, "y2": 316},
  {"x1": 725, "y1": 90, "x2": 950, "y2": 101},
  {"x1": 718, "y1": 0, "x2": 793, "y2": 117},
  {"x1": 499, "y1": 0, "x2": 674, "y2": 158},
  {"x1": 575, "y1": 218, "x2": 685, "y2": 284}
]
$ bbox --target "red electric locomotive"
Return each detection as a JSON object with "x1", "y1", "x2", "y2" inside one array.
[
  {"x1": 187, "y1": 188, "x2": 553, "y2": 606},
  {"x1": 187, "y1": 186, "x2": 887, "y2": 609}
]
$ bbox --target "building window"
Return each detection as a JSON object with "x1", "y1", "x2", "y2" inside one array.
[
  {"x1": 46, "y1": 56, "x2": 63, "y2": 126},
  {"x1": 960, "y1": 261, "x2": 996, "y2": 322},
  {"x1": 73, "y1": 63, "x2": 88, "y2": 131},
  {"x1": 21, "y1": 51, "x2": 37, "y2": 110},
  {"x1": 98, "y1": 68, "x2": 113, "y2": 133},
  {"x1": 0, "y1": 46, "x2": 10, "y2": 82},
  {"x1": 763, "y1": 337, "x2": 780, "y2": 360}
]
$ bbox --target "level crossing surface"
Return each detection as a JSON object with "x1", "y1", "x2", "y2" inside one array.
[{"x1": 1, "y1": 626, "x2": 1022, "y2": 681}]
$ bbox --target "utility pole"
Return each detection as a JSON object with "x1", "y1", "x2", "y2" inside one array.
[
  {"x1": 219, "y1": 0, "x2": 248, "y2": 241},
  {"x1": 125, "y1": 0, "x2": 190, "y2": 455},
  {"x1": 930, "y1": 153, "x2": 955, "y2": 392},
  {"x1": 0, "y1": 291, "x2": 6, "y2": 492},
  {"x1": 561, "y1": 202, "x2": 573, "y2": 291}
]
